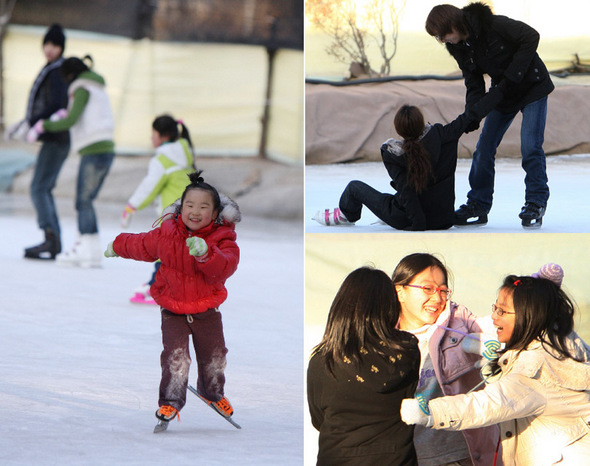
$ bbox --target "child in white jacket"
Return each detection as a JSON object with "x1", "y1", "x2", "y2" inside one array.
[{"x1": 121, "y1": 115, "x2": 196, "y2": 304}]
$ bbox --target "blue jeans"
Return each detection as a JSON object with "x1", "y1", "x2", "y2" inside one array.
[
  {"x1": 339, "y1": 180, "x2": 410, "y2": 229},
  {"x1": 30, "y1": 141, "x2": 70, "y2": 235},
  {"x1": 467, "y1": 96, "x2": 549, "y2": 211},
  {"x1": 76, "y1": 152, "x2": 115, "y2": 234}
]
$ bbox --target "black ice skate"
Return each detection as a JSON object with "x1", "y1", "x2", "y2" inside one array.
[
  {"x1": 519, "y1": 202, "x2": 545, "y2": 229},
  {"x1": 453, "y1": 201, "x2": 488, "y2": 227},
  {"x1": 24, "y1": 228, "x2": 61, "y2": 260}
]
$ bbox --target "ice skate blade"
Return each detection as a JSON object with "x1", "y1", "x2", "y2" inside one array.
[
  {"x1": 453, "y1": 214, "x2": 488, "y2": 228},
  {"x1": 153, "y1": 420, "x2": 169, "y2": 433},
  {"x1": 521, "y1": 218, "x2": 543, "y2": 229}
]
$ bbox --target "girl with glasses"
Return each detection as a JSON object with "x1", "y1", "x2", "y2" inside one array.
[
  {"x1": 402, "y1": 266, "x2": 590, "y2": 465},
  {"x1": 393, "y1": 253, "x2": 499, "y2": 466}
]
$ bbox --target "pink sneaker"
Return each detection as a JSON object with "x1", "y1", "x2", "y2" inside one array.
[{"x1": 129, "y1": 283, "x2": 157, "y2": 305}]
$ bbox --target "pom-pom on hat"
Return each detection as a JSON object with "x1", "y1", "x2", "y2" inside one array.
[
  {"x1": 43, "y1": 24, "x2": 65, "y2": 49},
  {"x1": 531, "y1": 263, "x2": 564, "y2": 287}
]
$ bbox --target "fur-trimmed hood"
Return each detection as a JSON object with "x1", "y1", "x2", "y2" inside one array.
[
  {"x1": 160, "y1": 193, "x2": 241, "y2": 226},
  {"x1": 462, "y1": 2, "x2": 495, "y2": 40},
  {"x1": 382, "y1": 124, "x2": 432, "y2": 157}
]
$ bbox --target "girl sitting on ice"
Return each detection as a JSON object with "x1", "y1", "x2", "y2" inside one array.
[
  {"x1": 312, "y1": 94, "x2": 501, "y2": 230},
  {"x1": 401, "y1": 265, "x2": 590, "y2": 465},
  {"x1": 105, "y1": 170, "x2": 240, "y2": 431}
]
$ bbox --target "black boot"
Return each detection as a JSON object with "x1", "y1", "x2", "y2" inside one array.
[{"x1": 24, "y1": 228, "x2": 62, "y2": 260}]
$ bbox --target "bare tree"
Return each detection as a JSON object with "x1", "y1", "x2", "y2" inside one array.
[
  {"x1": 0, "y1": 0, "x2": 18, "y2": 130},
  {"x1": 306, "y1": 0, "x2": 406, "y2": 78}
]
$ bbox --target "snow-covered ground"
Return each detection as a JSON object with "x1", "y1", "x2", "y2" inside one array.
[
  {"x1": 305, "y1": 155, "x2": 590, "y2": 233},
  {"x1": 0, "y1": 195, "x2": 303, "y2": 465}
]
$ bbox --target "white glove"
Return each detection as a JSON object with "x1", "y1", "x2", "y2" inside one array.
[
  {"x1": 462, "y1": 333, "x2": 501, "y2": 361},
  {"x1": 104, "y1": 241, "x2": 118, "y2": 258},
  {"x1": 186, "y1": 236, "x2": 208, "y2": 258},
  {"x1": 26, "y1": 120, "x2": 45, "y2": 143},
  {"x1": 5, "y1": 120, "x2": 30, "y2": 142},
  {"x1": 400, "y1": 397, "x2": 433, "y2": 427}
]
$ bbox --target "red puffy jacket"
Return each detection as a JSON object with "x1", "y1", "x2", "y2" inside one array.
[{"x1": 113, "y1": 215, "x2": 239, "y2": 314}]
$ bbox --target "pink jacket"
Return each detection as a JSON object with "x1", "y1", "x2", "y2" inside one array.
[{"x1": 429, "y1": 302, "x2": 502, "y2": 465}]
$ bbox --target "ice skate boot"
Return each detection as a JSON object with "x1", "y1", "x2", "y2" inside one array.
[
  {"x1": 312, "y1": 208, "x2": 354, "y2": 226},
  {"x1": 519, "y1": 202, "x2": 545, "y2": 229},
  {"x1": 56, "y1": 234, "x2": 102, "y2": 268},
  {"x1": 130, "y1": 283, "x2": 157, "y2": 305},
  {"x1": 154, "y1": 405, "x2": 179, "y2": 433},
  {"x1": 196, "y1": 393, "x2": 234, "y2": 418},
  {"x1": 24, "y1": 228, "x2": 61, "y2": 260},
  {"x1": 454, "y1": 201, "x2": 488, "y2": 227}
]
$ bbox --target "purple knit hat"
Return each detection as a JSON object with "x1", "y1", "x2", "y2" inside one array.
[{"x1": 531, "y1": 263, "x2": 564, "y2": 287}]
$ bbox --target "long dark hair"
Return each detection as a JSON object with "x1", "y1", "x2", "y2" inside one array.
[
  {"x1": 425, "y1": 4, "x2": 469, "y2": 39},
  {"x1": 394, "y1": 105, "x2": 433, "y2": 193},
  {"x1": 152, "y1": 114, "x2": 194, "y2": 149},
  {"x1": 60, "y1": 55, "x2": 93, "y2": 84},
  {"x1": 313, "y1": 266, "x2": 407, "y2": 373},
  {"x1": 499, "y1": 275, "x2": 581, "y2": 361}
]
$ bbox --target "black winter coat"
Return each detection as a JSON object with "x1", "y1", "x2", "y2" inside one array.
[
  {"x1": 446, "y1": 2, "x2": 554, "y2": 113},
  {"x1": 27, "y1": 60, "x2": 70, "y2": 144},
  {"x1": 380, "y1": 112, "x2": 475, "y2": 231},
  {"x1": 307, "y1": 333, "x2": 420, "y2": 466}
]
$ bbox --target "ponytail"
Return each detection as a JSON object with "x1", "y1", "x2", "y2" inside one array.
[{"x1": 394, "y1": 105, "x2": 432, "y2": 193}]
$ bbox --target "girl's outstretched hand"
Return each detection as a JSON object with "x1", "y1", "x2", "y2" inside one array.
[
  {"x1": 186, "y1": 236, "x2": 208, "y2": 259},
  {"x1": 104, "y1": 241, "x2": 118, "y2": 258}
]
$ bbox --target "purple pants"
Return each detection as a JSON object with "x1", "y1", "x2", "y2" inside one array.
[{"x1": 158, "y1": 308, "x2": 227, "y2": 411}]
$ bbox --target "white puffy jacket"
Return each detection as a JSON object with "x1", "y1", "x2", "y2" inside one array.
[{"x1": 428, "y1": 332, "x2": 590, "y2": 465}]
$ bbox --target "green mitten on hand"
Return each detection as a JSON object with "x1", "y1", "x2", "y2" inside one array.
[
  {"x1": 186, "y1": 236, "x2": 208, "y2": 257},
  {"x1": 104, "y1": 241, "x2": 118, "y2": 258}
]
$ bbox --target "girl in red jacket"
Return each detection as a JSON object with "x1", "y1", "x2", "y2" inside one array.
[{"x1": 105, "y1": 170, "x2": 240, "y2": 430}]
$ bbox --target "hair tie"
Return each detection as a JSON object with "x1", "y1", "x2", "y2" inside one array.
[
  {"x1": 177, "y1": 119, "x2": 183, "y2": 125},
  {"x1": 513, "y1": 279, "x2": 522, "y2": 286}
]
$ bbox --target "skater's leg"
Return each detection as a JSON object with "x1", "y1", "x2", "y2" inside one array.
[
  {"x1": 339, "y1": 180, "x2": 409, "y2": 228},
  {"x1": 467, "y1": 110, "x2": 516, "y2": 211},
  {"x1": 190, "y1": 308, "x2": 227, "y2": 402},
  {"x1": 30, "y1": 141, "x2": 69, "y2": 235},
  {"x1": 520, "y1": 96, "x2": 549, "y2": 208},
  {"x1": 159, "y1": 310, "x2": 191, "y2": 410},
  {"x1": 76, "y1": 152, "x2": 114, "y2": 234}
]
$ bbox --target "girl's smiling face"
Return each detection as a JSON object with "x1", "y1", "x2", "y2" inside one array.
[
  {"x1": 181, "y1": 189, "x2": 218, "y2": 231},
  {"x1": 492, "y1": 288, "x2": 516, "y2": 343},
  {"x1": 396, "y1": 266, "x2": 448, "y2": 330}
]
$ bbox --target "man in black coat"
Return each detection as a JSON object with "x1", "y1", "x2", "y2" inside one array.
[{"x1": 426, "y1": 2, "x2": 554, "y2": 228}]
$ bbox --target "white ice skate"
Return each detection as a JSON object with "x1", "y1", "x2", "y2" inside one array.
[{"x1": 56, "y1": 234, "x2": 103, "y2": 268}]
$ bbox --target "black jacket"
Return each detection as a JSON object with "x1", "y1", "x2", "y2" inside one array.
[
  {"x1": 307, "y1": 333, "x2": 420, "y2": 466},
  {"x1": 27, "y1": 59, "x2": 70, "y2": 144},
  {"x1": 380, "y1": 112, "x2": 475, "y2": 231},
  {"x1": 446, "y1": 2, "x2": 554, "y2": 114}
]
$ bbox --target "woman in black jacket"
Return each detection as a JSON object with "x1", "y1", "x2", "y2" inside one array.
[
  {"x1": 425, "y1": 2, "x2": 554, "y2": 228},
  {"x1": 307, "y1": 266, "x2": 420, "y2": 465},
  {"x1": 312, "y1": 102, "x2": 493, "y2": 231}
]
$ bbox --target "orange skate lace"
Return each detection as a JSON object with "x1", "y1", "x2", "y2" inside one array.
[
  {"x1": 158, "y1": 405, "x2": 180, "y2": 421},
  {"x1": 214, "y1": 397, "x2": 233, "y2": 417}
]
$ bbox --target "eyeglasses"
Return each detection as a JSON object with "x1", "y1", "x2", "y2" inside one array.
[
  {"x1": 491, "y1": 304, "x2": 515, "y2": 317},
  {"x1": 404, "y1": 284, "x2": 452, "y2": 300}
]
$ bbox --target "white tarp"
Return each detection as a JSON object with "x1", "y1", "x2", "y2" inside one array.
[{"x1": 4, "y1": 25, "x2": 303, "y2": 164}]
